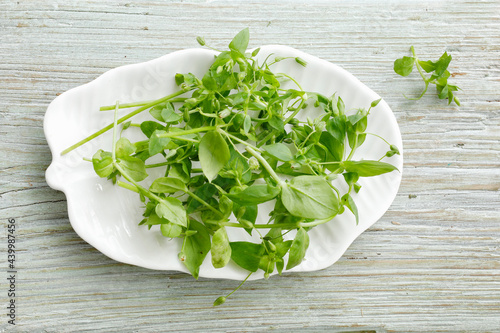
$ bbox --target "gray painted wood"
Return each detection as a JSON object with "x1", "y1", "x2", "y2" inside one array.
[{"x1": 1, "y1": 0, "x2": 499, "y2": 331}]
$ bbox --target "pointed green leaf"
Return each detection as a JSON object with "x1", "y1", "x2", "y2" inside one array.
[
  {"x1": 149, "y1": 130, "x2": 171, "y2": 156},
  {"x1": 229, "y1": 27, "x2": 250, "y2": 54},
  {"x1": 116, "y1": 156, "x2": 148, "y2": 182},
  {"x1": 342, "y1": 193, "x2": 359, "y2": 225},
  {"x1": 281, "y1": 176, "x2": 339, "y2": 219},
  {"x1": 226, "y1": 184, "x2": 281, "y2": 206},
  {"x1": 155, "y1": 197, "x2": 188, "y2": 227},
  {"x1": 286, "y1": 227, "x2": 309, "y2": 270},
  {"x1": 199, "y1": 130, "x2": 230, "y2": 182},
  {"x1": 230, "y1": 241, "x2": 265, "y2": 272},
  {"x1": 341, "y1": 160, "x2": 399, "y2": 177},
  {"x1": 211, "y1": 227, "x2": 231, "y2": 268},
  {"x1": 161, "y1": 103, "x2": 182, "y2": 123},
  {"x1": 182, "y1": 220, "x2": 211, "y2": 279},
  {"x1": 150, "y1": 177, "x2": 188, "y2": 194},
  {"x1": 263, "y1": 143, "x2": 293, "y2": 162}
]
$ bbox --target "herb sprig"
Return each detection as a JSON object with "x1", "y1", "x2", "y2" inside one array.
[
  {"x1": 394, "y1": 46, "x2": 460, "y2": 106},
  {"x1": 62, "y1": 28, "x2": 400, "y2": 305}
]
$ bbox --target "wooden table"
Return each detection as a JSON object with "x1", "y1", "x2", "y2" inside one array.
[{"x1": 1, "y1": 1, "x2": 499, "y2": 331}]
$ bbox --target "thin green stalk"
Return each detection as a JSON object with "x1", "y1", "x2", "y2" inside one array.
[
  {"x1": 186, "y1": 191, "x2": 223, "y2": 217},
  {"x1": 407, "y1": 45, "x2": 430, "y2": 100},
  {"x1": 299, "y1": 217, "x2": 333, "y2": 228},
  {"x1": 245, "y1": 146, "x2": 283, "y2": 185},
  {"x1": 206, "y1": 221, "x2": 299, "y2": 230},
  {"x1": 226, "y1": 271, "x2": 252, "y2": 296},
  {"x1": 111, "y1": 102, "x2": 119, "y2": 161},
  {"x1": 145, "y1": 161, "x2": 172, "y2": 169},
  {"x1": 214, "y1": 271, "x2": 253, "y2": 306},
  {"x1": 366, "y1": 132, "x2": 391, "y2": 146},
  {"x1": 346, "y1": 136, "x2": 358, "y2": 161},
  {"x1": 221, "y1": 130, "x2": 262, "y2": 152},
  {"x1": 157, "y1": 125, "x2": 228, "y2": 138},
  {"x1": 117, "y1": 180, "x2": 140, "y2": 193},
  {"x1": 277, "y1": 72, "x2": 303, "y2": 90},
  {"x1": 318, "y1": 161, "x2": 341, "y2": 165},
  {"x1": 171, "y1": 136, "x2": 199, "y2": 143},
  {"x1": 100, "y1": 97, "x2": 187, "y2": 111},
  {"x1": 115, "y1": 163, "x2": 162, "y2": 203},
  {"x1": 61, "y1": 88, "x2": 191, "y2": 155}
]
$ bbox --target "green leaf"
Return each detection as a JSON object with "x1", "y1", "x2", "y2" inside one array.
[
  {"x1": 418, "y1": 60, "x2": 436, "y2": 73},
  {"x1": 226, "y1": 184, "x2": 281, "y2": 206},
  {"x1": 341, "y1": 193, "x2": 359, "y2": 225},
  {"x1": 161, "y1": 103, "x2": 182, "y2": 123},
  {"x1": 211, "y1": 227, "x2": 231, "y2": 268},
  {"x1": 168, "y1": 161, "x2": 192, "y2": 183},
  {"x1": 218, "y1": 195, "x2": 233, "y2": 220},
  {"x1": 155, "y1": 197, "x2": 188, "y2": 227},
  {"x1": 433, "y1": 52, "x2": 452, "y2": 77},
  {"x1": 161, "y1": 222, "x2": 183, "y2": 238},
  {"x1": 286, "y1": 227, "x2": 309, "y2": 270},
  {"x1": 115, "y1": 137, "x2": 136, "y2": 158},
  {"x1": 149, "y1": 103, "x2": 166, "y2": 122},
  {"x1": 149, "y1": 130, "x2": 171, "y2": 156},
  {"x1": 232, "y1": 113, "x2": 245, "y2": 131},
  {"x1": 142, "y1": 211, "x2": 165, "y2": 226},
  {"x1": 394, "y1": 56, "x2": 415, "y2": 77},
  {"x1": 230, "y1": 241, "x2": 265, "y2": 272},
  {"x1": 92, "y1": 149, "x2": 114, "y2": 178},
  {"x1": 326, "y1": 116, "x2": 346, "y2": 143},
  {"x1": 140, "y1": 121, "x2": 164, "y2": 138},
  {"x1": 182, "y1": 220, "x2": 211, "y2": 279},
  {"x1": 258, "y1": 254, "x2": 275, "y2": 275},
  {"x1": 243, "y1": 114, "x2": 251, "y2": 134},
  {"x1": 268, "y1": 116, "x2": 284, "y2": 132},
  {"x1": 343, "y1": 172, "x2": 359, "y2": 186},
  {"x1": 229, "y1": 27, "x2": 250, "y2": 54},
  {"x1": 263, "y1": 143, "x2": 294, "y2": 162},
  {"x1": 318, "y1": 131, "x2": 343, "y2": 163},
  {"x1": 116, "y1": 156, "x2": 148, "y2": 181},
  {"x1": 281, "y1": 175, "x2": 339, "y2": 219},
  {"x1": 187, "y1": 183, "x2": 217, "y2": 213},
  {"x1": 202, "y1": 73, "x2": 218, "y2": 91},
  {"x1": 341, "y1": 160, "x2": 399, "y2": 177},
  {"x1": 150, "y1": 177, "x2": 187, "y2": 194},
  {"x1": 199, "y1": 130, "x2": 230, "y2": 182}
]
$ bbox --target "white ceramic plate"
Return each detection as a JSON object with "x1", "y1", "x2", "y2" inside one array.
[{"x1": 44, "y1": 46, "x2": 403, "y2": 280}]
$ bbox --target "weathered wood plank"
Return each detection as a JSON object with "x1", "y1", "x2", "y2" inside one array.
[{"x1": 1, "y1": 0, "x2": 499, "y2": 331}]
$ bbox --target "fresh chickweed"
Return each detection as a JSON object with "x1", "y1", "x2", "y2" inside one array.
[
  {"x1": 62, "y1": 28, "x2": 400, "y2": 305},
  {"x1": 394, "y1": 46, "x2": 460, "y2": 105}
]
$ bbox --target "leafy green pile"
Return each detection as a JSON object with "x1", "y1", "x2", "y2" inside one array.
[
  {"x1": 62, "y1": 28, "x2": 400, "y2": 305},
  {"x1": 394, "y1": 46, "x2": 460, "y2": 105}
]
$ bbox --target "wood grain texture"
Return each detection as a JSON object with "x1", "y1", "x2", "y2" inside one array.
[{"x1": 1, "y1": 0, "x2": 499, "y2": 331}]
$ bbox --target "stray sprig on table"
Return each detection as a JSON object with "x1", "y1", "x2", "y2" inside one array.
[
  {"x1": 61, "y1": 28, "x2": 400, "y2": 305},
  {"x1": 394, "y1": 46, "x2": 460, "y2": 106}
]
